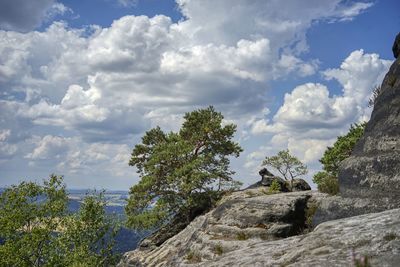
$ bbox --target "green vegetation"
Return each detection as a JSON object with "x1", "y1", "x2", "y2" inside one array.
[
  {"x1": 236, "y1": 232, "x2": 249, "y2": 241},
  {"x1": 186, "y1": 249, "x2": 202, "y2": 263},
  {"x1": 213, "y1": 243, "x2": 224, "y2": 255},
  {"x1": 312, "y1": 171, "x2": 339, "y2": 195},
  {"x1": 313, "y1": 123, "x2": 366, "y2": 195},
  {"x1": 268, "y1": 180, "x2": 281, "y2": 194},
  {"x1": 305, "y1": 201, "x2": 319, "y2": 230},
  {"x1": 126, "y1": 106, "x2": 243, "y2": 230},
  {"x1": 0, "y1": 175, "x2": 118, "y2": 266},
  {"x1": 262, "y1": 150, "x2": 308, "y2": 191}
]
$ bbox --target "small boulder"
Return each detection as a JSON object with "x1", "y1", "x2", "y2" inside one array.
[
  {"x1": 259, "y1": 168, "x2": 288, "y2": 191},
  {"x1": 289, "y1": 178, "x2": 311, "y2": 192}
]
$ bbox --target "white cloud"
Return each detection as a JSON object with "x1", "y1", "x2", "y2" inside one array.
[
  {"x1": 0, "y1": 0, "x2": 379, "y2": 188},
  {"x1": 248, "y1": 50, "x2": 392, "y2": 167},
  {"x1": 0, "y1": 0, "x2": 72, "y2": 32},
  {"x1": 117, "y1": 0, "x2": 138, "y2": 8}
]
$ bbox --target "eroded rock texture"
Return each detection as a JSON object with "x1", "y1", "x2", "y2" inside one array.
[
  {"x1": 339, "y1": 35, "x2": 400, "y2": 201},
  {"x1": 118, "y1": 189, "x2": 400, "y2": 267},
  {"x1": 117, "y1": 189, "x2": 325, "y2": 267}
]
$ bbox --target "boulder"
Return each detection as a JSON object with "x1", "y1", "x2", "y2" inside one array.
[
  {"x1": 289, "y1": 178, "x2": 311, "y2": 192},
  {"x1": 338, "y1": 34, "x2": 400, "y2": 203},
  {"x1": 246, "y1": 168, "x2": 289, "y2": 191}
]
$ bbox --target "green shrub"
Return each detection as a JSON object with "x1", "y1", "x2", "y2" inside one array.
[
  {"x1": 213, "y1": 243, "x2": 224, "y2": 255},
  {"x1": 312, "y1": 171, "x2": 339, "y2": 195},
  {"x1": 269, "y1": 180, "x2": 281, "y2": 194},
  {"x1": 186, "y1": 249, "x2": 202, "y2": 263},
  {"x1": 236, "y1": 232, "x2": 249, "y2": 241}
]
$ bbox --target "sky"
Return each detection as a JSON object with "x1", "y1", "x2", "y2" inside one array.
[{"x1": 0, "y1": 0, "x2": 399, "y2": 190}]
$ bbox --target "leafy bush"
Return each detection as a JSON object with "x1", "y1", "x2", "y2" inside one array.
[
  {"x1": 213, "y1": 243, "x2": 224, "y2": 255},
  {"x1": 312, "y1": 171, "x2": 339, "y2": 195},
  {"x1": 268, "y1": 180, "x2": 281, "y2": 194}
]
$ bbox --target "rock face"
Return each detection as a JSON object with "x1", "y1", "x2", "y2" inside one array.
[
  {"x1": 118, "y1": 189, "x2": 400, "y2": 266},
  {"x1": 339, "y1": 35, "x2": 400, "y2": 201},
  {"x1": 118, "y1": 189, "x2": 325, "y2": 267}
]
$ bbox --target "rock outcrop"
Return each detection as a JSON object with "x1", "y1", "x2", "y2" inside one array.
[
  {"x1": 338, "y1": 34, "x2": 400, "y2": 202},
  {"x1": 118, "y1": 189, "x2": 326, "y2": 267},
  {"x1": 118, "y1": 189, "x2": 400, "y2": 266}
]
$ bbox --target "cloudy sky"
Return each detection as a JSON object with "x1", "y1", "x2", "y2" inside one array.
[{"x1": 0, "y1": 0, "x2": 399, "y2": 190}]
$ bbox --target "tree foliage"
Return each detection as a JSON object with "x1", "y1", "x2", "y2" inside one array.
[
  {"x1": 0, "y1": 175, "x2": 119, "y2": 267},
  {"x1": 126, "y1": 106, "x2": 243, "y2": 229},
  {"x1": 262, "y1": 149, "x2": 308, "y2": 190},
  {"x1": 313, "y1": 122, "x2": 366, "y2": 195},
  {"x1": 319, "y1": 122, "x2": 366, "y2": 176}
]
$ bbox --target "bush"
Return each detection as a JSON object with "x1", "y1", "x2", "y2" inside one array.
[
  {"x1": 268, "y1": 180, "x2": 281, "y2": 194},
  {"x1": 312, "y1": 171, "x2": 339, "y2": 195}
]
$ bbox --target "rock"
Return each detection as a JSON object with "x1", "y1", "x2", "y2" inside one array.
[
  {"x1": 138, "y1": 194, "x2": 217, "y2": 249},
  {"x1": 289, "y1": 178, "x2": 311, "y2": 192},
  {"x1": 117, "y1": 190, "x2": 323, "y2": 267},
  {"x1": 338, "y1": 34, "x2": 400, "y2": 202},
  {"x1": 194, "y1": 208, "x2": 400, "y2": 267},
  {"x1": 393, "y1": 32, "x2": 400, "y2": 58},
  {"x1": 310, "y1": 195, "x2": 397, "y2": 226},
  {"x1": 118, "y1": 190, "x2": 400, "y2": 266},
  {"x1": 246, "y1": 168, "x2": 289, "y2": 191}
]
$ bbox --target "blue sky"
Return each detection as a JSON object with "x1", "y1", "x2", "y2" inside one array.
[{"x1": 0, "y1": 0, "x2": 399, "y2": 189}]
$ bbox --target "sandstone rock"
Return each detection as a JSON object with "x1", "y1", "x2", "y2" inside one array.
[
  {"x1": 246, "y1": 168, "x2": 289, "y2": 191},
  {"x1": 289, "y1": 178, "x2": 311, "y2": 192},
  {"x1": 338, "y1": 34, "x2": 400, "y2": 202},
  {"x1": 118, "y1": 190, "x2": 400, "y2": 266},
  {"x1": 118, "y1": 190, "x2": 324, "y2": 267}
]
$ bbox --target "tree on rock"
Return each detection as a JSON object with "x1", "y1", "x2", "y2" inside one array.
[
  {"x1": 126, "y1": 106, "x2": 243, "y2": 230},
  {"x1": 262, "y1": 150, "x2": 308, "y2": 191}
]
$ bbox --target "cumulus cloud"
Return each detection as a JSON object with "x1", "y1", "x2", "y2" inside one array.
[
  {"x1": 248, "y1": 50, "x2": 392, "y2": 168},
  {"x1": 0, "y1": 0, "x2": 378, "y2": 187},
  {"x1": 0, "y1": 0, "x2": 71, "y2": 32},
  {"x1": 25, "y1": 135, "x2": 132, "y2": 176}
]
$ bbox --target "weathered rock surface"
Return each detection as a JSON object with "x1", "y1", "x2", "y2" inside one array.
[
  {"x1": 290, "y1": 178, "x2": 311, "y2": 192},
  {"x1": 117, "y1": 189, "x2": 326, "y2": 267},
  {"x1": 118, "y1": 189, "x2": 400, "y2": 266},
  {"x1": 339, "y1": 35, "x2": 400, "y2": 202}
]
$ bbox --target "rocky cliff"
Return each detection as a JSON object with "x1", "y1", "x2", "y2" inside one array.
[
  {"x1": 118, "y1": 34, "x2": 400, "y2": 267},
  {"x1": 339, "y1": 33, "x2": 400, "y2": 201}
]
